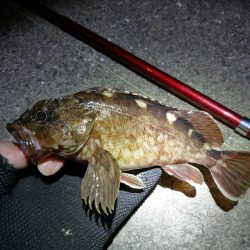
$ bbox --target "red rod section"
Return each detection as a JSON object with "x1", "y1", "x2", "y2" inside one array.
[{"x1": 17, "y1": 0, "x2": 250, "y2": 139}]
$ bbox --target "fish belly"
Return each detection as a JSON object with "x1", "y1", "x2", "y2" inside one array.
[{"x1": 94, "y1": 116, "x2": 200, "y2": 171}]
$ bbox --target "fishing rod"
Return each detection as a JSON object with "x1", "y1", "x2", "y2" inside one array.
[{"x1": 16, "y1": 0, "x2": 250, "y2": 139}]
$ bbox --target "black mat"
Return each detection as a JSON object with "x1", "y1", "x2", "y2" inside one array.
[{"x1": 0, "y1": 161, "x2": 161, "y2": 250}]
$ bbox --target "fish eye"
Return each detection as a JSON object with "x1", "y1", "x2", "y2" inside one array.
[{"x1": 36, "y1": 110, "x2": 47, "y2": 121}]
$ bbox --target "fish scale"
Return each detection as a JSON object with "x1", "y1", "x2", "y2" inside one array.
[{"x1": 7, "y1": 87, "x2": 250, "y2": 214}]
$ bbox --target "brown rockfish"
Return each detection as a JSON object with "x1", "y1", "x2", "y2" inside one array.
[{"x1": 7, "y1": 88, "x2": 250, "y2": 214}]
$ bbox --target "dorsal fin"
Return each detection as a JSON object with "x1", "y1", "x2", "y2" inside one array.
[{"x1": 175, "y1": 111, "x2": 224, "y2": 148}]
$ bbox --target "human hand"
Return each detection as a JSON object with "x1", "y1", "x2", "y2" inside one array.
[{"x1": 0, "y1": 141, "x2": 64, "y2": 176}]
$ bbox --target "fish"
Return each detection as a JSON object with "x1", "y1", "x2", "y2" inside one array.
[{"x1": 6, "y1": 87, "x2": 250, "y2": 214}]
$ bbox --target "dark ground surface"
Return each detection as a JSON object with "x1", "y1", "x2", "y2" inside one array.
[{"x1": 0, "y1": 0, "x2": 250, "y2": 249}]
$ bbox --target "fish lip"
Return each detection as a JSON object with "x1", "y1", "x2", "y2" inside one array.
[
  {"x1": 7, "y1": 123, "x2": 30, "y2": 155},
  {"x1": 6, "y1": 122, "x2": 43, "y2": 164}
]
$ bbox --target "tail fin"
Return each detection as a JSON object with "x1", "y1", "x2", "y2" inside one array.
[{"x1": 209, "y1": 151, "x2": 250, "y2": 201}]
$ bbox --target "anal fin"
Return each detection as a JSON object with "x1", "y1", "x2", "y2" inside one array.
[{"x1": 162, "y1": 163, "x2": 204, "y2": 186}]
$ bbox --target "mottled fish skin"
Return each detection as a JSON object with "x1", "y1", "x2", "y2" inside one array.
[
  {"x1": 73, "y1": 88, "x2": 218, "y2": 169},
  {"x1": 7, "y1": 87, "x2": 250, "y2": 214}
]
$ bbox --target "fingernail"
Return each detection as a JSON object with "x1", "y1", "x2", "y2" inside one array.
[{"x1": 38, "y1": 161, "x2": 63, "y2": 176}]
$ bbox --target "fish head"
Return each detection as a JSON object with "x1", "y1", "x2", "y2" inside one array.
[{"x1": 7, "y1": 97, "x2": 96, "y2": 164}]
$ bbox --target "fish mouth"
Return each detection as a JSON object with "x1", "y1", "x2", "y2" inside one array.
[{"x1": 6, "y1": 123, "x2": 46, "y2": 164}]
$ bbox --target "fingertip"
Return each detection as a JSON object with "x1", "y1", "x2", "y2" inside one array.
[
  {"x1": 0, "y1": 141, "x2": 29, "y2": 169},
  {"x1": 38, "y1": 156, "x2": 64, "y2": 176}
]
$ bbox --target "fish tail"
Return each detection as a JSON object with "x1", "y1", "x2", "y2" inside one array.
[{"x1": 208, "y1": 150, "x2": 250, "y2": 200}]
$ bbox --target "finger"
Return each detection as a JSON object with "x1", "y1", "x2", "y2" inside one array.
[
  {"x1": 37, "y1": 155, "x2": 65, "y2": 176},
  {"x1": 0, "y1": 141, "x2": 29, "y2": 169}
]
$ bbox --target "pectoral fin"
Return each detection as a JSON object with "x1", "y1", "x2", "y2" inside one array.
[
  {"x1": 162, "y1": 163, "x2": 204, "y2": 186},
  {"x1": 121, "y1": 172, "x2": 145, "y2": 189},
  {"x1": 81, "y1": 145, "x2": 121, "y2": 214}
]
